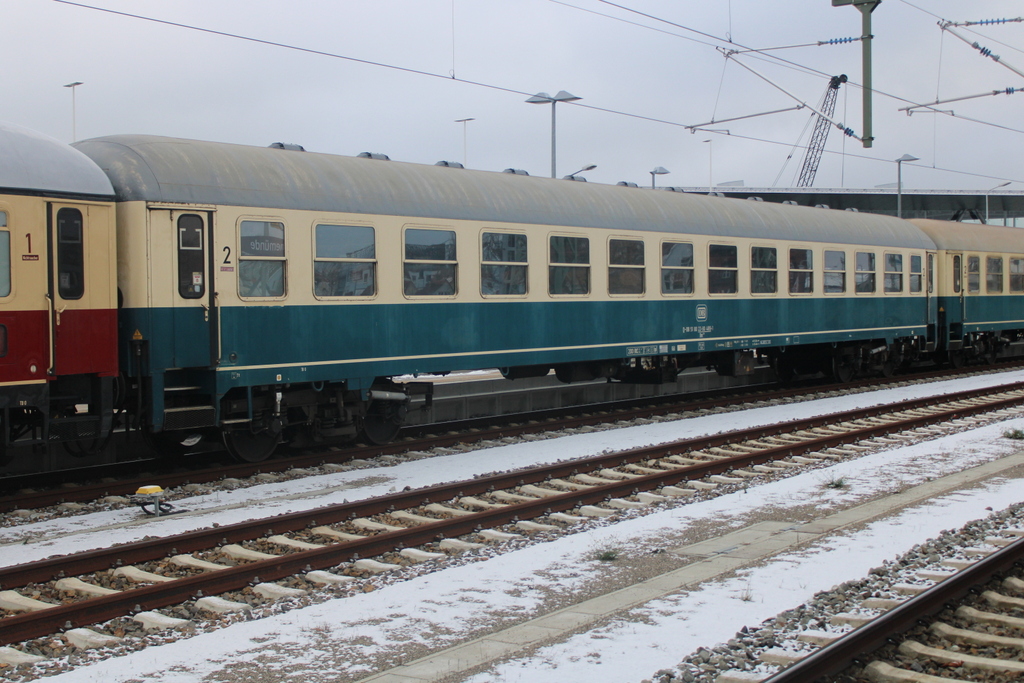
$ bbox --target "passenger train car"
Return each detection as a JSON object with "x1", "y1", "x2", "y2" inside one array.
[
  {"x1": 1, "y1": 120, "x2": 1021, "y2": 463},
  {"x1": 0, "y1": 122, "x2": 118, "y2": 464}
]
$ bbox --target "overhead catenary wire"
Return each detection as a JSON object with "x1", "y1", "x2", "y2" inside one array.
[{"x1": 50, "y1": 0, "x2": 1023, "y2": 186}]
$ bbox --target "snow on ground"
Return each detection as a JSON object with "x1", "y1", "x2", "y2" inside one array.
[
  {"x1": 12, "y1": 369, "x2": 1024, "y2": 683},
  {"x1": 4, "y1": 369, "x2": 1024, "y2": 567}
]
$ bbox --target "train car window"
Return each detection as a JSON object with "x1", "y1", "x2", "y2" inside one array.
[
  {"x1": 0, "y1": 225, "x2": 9, "y2": 297},
  {"x1": 405, "y1": 228, "x2": 457, "y2": 296},
  {"x1": 56, "y1": 207, "x2": 84, "y2": 300},
  {"x1": 967, "y1": 256, "x2": 980, "y2": 293},
  {"x1": 661, "y1": 242, "x2": 694, "y2": 294},
  {"x1": 884, "y1": 253, "x2": 903, "y2": 293},
  {"x1": 239, "y1": 220, "x2": 286, "y2": 298},
  {"x1": 788, "y1": 248, "x2": 813, "y2": 294},
  {"x1": 910, "y1": 255, "x2": 923, "y2": 293},
  {"x1": 608, "y1": 239, "x2": 645, "y2": 295},
  {"x1": 928, "y1": 254, "x2": 935, "y2": 294},
  {"x1": 177, "y1": 214, "x2": 205, "y2": 299},
  {"x1": 481, "y1": 232, "x2": 527, "y2": 296},
  {"x1": 314, "y1": 224, "x2": 376, "y2": 297},
  {"x1": 953, "y1": 255, "x2": 961, "y2": 293},
  {"x1": 549, "y1": 235, "x2": 590, "y2": 295},
  {"x1": 987, "y1": 256, "x2": 1004, "y2": 293},
  {"x1": 1010, "y1": 258, "x2": 1024, "y2": 293},
  {"x1": 824, "y1": 250, "x2": 845, "y2": 294},
  {"x1": 0, "y1": 211, "x2": 5, "y2": 227},
  {"x1": 855, "y1": 252, "x2": 875, "y2": 293},
  {"x1": 750, "y1": 246, "x2": 777, "y2": 294},
  {"x1": 708, "y1": 244, "x2": 737, "y2": 294}
]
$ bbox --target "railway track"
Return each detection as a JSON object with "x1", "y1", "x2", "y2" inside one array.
[
  {"x1": 2, "y1": 382, "x2": 1024, "y2": 664},
  {"x1": 3, "y1": 361, "x2": 1021, "y2": 515},
  {"x1": 703, "y1": 525, "x2": 1024, "y2": 683}
]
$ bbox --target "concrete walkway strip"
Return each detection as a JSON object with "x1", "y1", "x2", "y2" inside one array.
[{"x1": 354, "y1": 451, "x2": 1024, "y2": 683}]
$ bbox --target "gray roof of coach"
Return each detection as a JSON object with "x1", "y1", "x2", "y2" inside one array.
[
  {"x1": 0, "y1": 121, "x2": 113, "y2": 197},
  {"x1": 74, "y1": 134, "x2": 935, "y2": 250},
  {"x1": 909, "y1": 218, "x2": 1024, "y2": 253}
]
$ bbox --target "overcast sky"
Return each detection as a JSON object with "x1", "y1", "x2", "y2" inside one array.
[{"x1": 3, "y1": 0, "x2": 1023, "y2": 191}]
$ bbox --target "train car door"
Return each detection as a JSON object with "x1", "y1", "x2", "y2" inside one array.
[
  {"x1": 947, "y1": 252, "x2": 965, "y2": 349},
  {"x1": 47, "y1": 203, "x2": 117, "y2": 376},
  {"x1": 167, "y1": 210, "x2": 218, "y2": 368},
  {"x1": 925, "y1": 252, "x2": 937, "y2": 348}
]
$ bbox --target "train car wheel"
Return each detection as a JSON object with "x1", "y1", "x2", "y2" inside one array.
[
  {"x1": 832, "y1": 357, "x2": 856, "y2": 383},
  {"x1": 361, "y1": 413, "x2": 402, "y2": 445},
  {"x1": 947, "y1": 351, "x2": 965, "y2": 369},
  {"x1": 222, "y1": 429, "x2": 278, "y2": 463}
]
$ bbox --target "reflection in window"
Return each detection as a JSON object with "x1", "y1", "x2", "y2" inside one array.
[
  {"x1": 1011, "y1": 258, "x2": 1024, "y2": 293},
  {"x1": 789, "y1": 248, "x2": 813, "y2": 294},
  {"x1": 987, "y1": 256, "x2": 1003, "y2": 293},
  {"x1": 708, "y1": 244, "x2": 737, "y2": 294},
  {"x1": 855, "y1": 252, "x2": 875, "y2": 293},
  {"x1": 967, "y1": 256, "x2": 980, "y2": 293},
  {"x1": 481, "y1": 232, "x2": 527, "y2": 296},
  {"x1": 953, "y1": 255, "x2": 962, "y2": 294},
  {"x1": 314, "y1": 224, "x2": 376, "y2": 297},
  {"x1": 884, "y1": 253, "x2": 903, "y2": 293},
  {"x1": 239, "y1": 220, "x2": 286, "y2": 297},
  {"x1": 57, "y1": 208, "x2": 84, "y2": 300},
  {"x1": 549, "y1": 235, "x2": 589, "y2": 295},
  {"x1": 750, "y1": 246, "x2": 777, "y2": 294},
  {"x1": 608, "y1": 239, "x2": 644, "y2": 295},
  {"x1": 661, "y1": 241, "x2": 693, "y2": 294},
  {"x1": 824, "y1": 250, "x2": 845, "y2": 294},
  {"x1": 910, "y1": 254, "x2": 923, "y2": 293},
  {"x1": 405, "y1": 228, "x2": 456, "y2": 296}
]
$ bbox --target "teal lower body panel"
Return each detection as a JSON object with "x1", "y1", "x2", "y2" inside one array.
[{"x1": 197, "y1": 297, "x2": 928, "y2": 390}]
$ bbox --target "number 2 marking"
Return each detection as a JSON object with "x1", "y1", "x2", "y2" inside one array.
[{"x1": 222, "y1": 246, "x2": 232, "y2": 264}]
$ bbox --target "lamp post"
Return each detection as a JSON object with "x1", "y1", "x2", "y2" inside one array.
[
  {"x1": 895, "y1": 154, "x2": 918, "y2": 218},
  {"x1": 64, "y1": 81, "x2": 83, "y2": 142},
  {"x1": 702, "y1": 139, "x2": 713, "y2": 192},
  {"x1": 985, "y1": 181, "x2": 1012, "y2": 224},
  {"x1": 650, "y1": 166, "x2": 670, "y2": 189},
  {"x1": 526, "y1": 90, "x2": 581, "y2": 178},
  {"x1": 454, "y1": 118, "x2": 474, "y2": 167},
  {"x1": 564, "y1": 164, "x2": 596, "y2": 180}
]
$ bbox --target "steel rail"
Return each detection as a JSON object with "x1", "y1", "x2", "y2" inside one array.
[
  {"x1": 761, "y1": 534, "x2": 1024, "y2": 683},
  {"x1": 0, "y1": 384, "x2": 1022, "y2": 646}
]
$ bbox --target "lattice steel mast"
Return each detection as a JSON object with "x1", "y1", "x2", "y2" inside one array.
[{"x1": 796, "y1": 74, "x2": 847, "y2": 188}]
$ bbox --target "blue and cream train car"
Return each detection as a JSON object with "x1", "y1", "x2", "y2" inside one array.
[
  {"x1": 71, "y1": 133, "x2": 993, "y2": 460},
  {"x1": 911, "y1": 219, "x2": 1024, "y2": 364}
]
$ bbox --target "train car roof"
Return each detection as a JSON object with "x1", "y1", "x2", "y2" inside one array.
[
  {"x1": 75, "y1": 134, "x2": 935, "y2": 250},
  {"x1": 909, "y1": 218, "x2": 1024, "y2": 253},
  {"x1": 0, "y1": 121, "x2": 114, "y2": 197}
]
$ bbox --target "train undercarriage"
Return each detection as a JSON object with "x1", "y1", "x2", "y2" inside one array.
[{"x1": 4, "y1": 330, "x2": 1023, "y2": 470}]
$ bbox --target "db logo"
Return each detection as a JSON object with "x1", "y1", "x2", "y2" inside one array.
[{"x1": 695, "y1": 304, "x2": 708, "y2": 322}]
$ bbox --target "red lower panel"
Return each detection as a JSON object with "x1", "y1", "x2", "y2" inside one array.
[
  {"x1": 53, "y1": 308, "x2": 118, "y2": 377},
  {"x1": 0, "y1": 310, "x2": 49, "y2": 384},
  {"x1": 0, "y1": 307, "x2": 118, "y2": 384}
]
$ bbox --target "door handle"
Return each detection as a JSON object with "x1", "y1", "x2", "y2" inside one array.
[
  {"x1": 201, "y1": 303, "x2": 210, "y2": 322},
  {"x1": 56, "y1": 305, "x2": 66, "y2": 326}
]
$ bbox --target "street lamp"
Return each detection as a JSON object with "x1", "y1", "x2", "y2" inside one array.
[
  {"x1": 895, "y1": 154, "x2": 918, "y2": 218},
  {"x1": 985, "y1": 181, "x2": 1012, "y2": 224},
  {"x1": 64, "y1": 81, "x2": 83, "y2": 142},
  {"x1": 650, "y1": 166, "x2": 670, "y2": 189},
  {"x1": 454, "y1": 118, "x2": 474, "y2": 168},
  {"x1": 702, "y1": 139, "x2": 713, "y2": 193},
  {"x1": 564, "y1": 164, "x2": 596, "y2": 180},
  {"x1": 526, "y1": 90, "x2": 581, "y2": 178}
]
